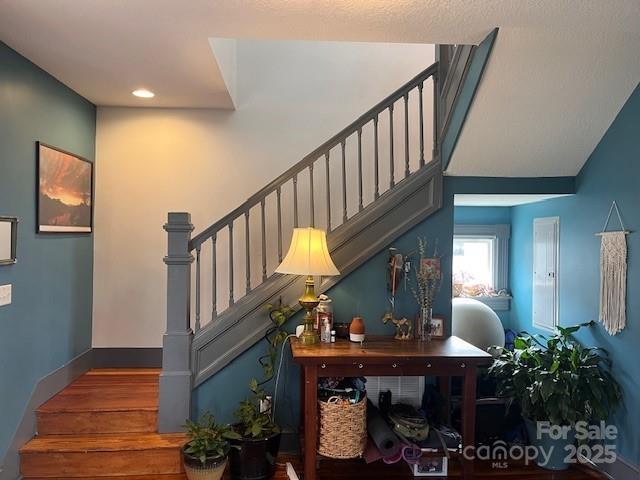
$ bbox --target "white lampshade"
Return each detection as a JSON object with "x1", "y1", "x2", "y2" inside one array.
[{"x1": 276, "y1": 227, "x2": 339, "y2": 276}]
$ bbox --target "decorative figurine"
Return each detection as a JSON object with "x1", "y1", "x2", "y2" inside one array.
[{"x1": 382, "y1": 313, "x2": 412, "y2": 340}]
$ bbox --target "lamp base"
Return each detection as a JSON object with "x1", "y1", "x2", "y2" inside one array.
[
  {"x1": 298, "y1": 275, "x2": 320, "y2": 346},
  {"x1": 299, "y1": 325, "x2": 319, "y2": 346}
]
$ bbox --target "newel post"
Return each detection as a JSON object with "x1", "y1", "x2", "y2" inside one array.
[{"x1": 158, "y1": 212, "x2": 194, "y2": 432}]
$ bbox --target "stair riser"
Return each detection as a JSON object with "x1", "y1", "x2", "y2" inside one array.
[
  {"x1": 37, "y1": 410, "x2": 158, "y2": 435},
  {"x1": 21, "y1": 449, "x2": 184, "y2": 478}
]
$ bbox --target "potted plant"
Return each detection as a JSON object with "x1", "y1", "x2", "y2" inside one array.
[
  {"x1": 183, "y1": 413, "x2": 240, "y2": 480},
  {"x1": 489, "y1": 321, "x2": 622, "y2": 470},
  {"x1": 228, "y1": 303, "x2": 294, "y2": 480}
]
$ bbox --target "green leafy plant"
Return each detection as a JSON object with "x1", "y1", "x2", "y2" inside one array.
[
  {"x1": 183, "y1": 413, "x2": 241, "y2": 465},
  {"x1": 234, "y1": 302, "x2": 294, "y2": 439},
  {"x1": 489, "y1": 321, "x2": 622, "y2": 426}
]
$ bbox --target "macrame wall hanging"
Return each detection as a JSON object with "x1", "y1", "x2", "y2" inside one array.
[{"x1": 596, "y1": 201, "x2": 630, "y2": 335}]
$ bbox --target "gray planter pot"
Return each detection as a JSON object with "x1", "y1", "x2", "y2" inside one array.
[{"x1": 524, "y1": 418, "x2": 576, "y2": 471}]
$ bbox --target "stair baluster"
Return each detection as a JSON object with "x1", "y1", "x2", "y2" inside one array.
[
  {"x1": 389, "y1": 103, "x2": 395, "y2": 188},
  {"x1": 211, "y1": 233, "x2": 217, "y2": 322},
  {"x1": 228, "y1": 222, "x2": 234, "y2": 306},
  {"x1": 245, "y1": 211, "x2": 251, "y2": 294},
  {"x1": 341, "y1": 140, "x2": 347, "y2": 223},
  {"x1": 404, "y1": 93, "x2": 410, "y2": 178},
  {"x1": 324, "y1": 152, "x2": 331, "y2": 232},
  {"x1": 374, "y1": 114, "x2": 380, "y2": 200},
  {"x1": 261, "y1": 198, "x2": 267, "y2": 282},
  {"x1": 419, "y1": 81, "x2": 425, "y2": 167},
  {"x1": 195, "y1": 245, "x2": 201, "y2": 332},
  {"x1": 276, "y1": 186, "x2": 283, "y2": 261}
]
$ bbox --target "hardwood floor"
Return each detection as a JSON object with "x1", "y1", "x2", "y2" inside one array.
[
  {"x1": 268, "y1": 456, "x2": 606, "y2": 479},
  {"x1": 26, "y1": 457, "x2": 604, "y2": 480},
  {"x1": 19, "y1": 368, "x2": 605, "y2": 479}
]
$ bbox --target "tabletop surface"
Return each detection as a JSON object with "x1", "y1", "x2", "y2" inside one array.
[{"x1": 290, "y1": 335, "x2": 493, "y2": 362}]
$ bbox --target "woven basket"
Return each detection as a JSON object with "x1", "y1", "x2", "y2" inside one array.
[{"x1": 318, "y1": 395, "x2": 367, "y2": 459}]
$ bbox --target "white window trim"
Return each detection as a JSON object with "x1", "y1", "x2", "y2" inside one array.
[{"x1": 453, "y1": 224, "x2": 511, "y2": 311}]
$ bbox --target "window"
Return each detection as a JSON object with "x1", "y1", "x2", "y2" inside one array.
[
  {"x1": 532, "y1": 217, "x2": 559, "y2": 331},
  {"x1": 453, "y1": 224, "x2": 510, "y2": 310}
]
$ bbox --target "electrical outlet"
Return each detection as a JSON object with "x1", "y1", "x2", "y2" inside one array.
[{"x1": 0, "y1": 284, "x2": 12, "y2": 306}]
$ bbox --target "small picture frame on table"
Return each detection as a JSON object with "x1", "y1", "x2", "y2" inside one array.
[
  {"x1": 410, "y1": 453, "x2": 448, "y2": 476},
  {"x1": 431, "y1": 315, "x2": 445, "y2": 338}
]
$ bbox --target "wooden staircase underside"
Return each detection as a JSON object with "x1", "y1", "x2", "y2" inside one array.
[{"x1": 20, "y1": 369, "x2": 187, "y2": 479}]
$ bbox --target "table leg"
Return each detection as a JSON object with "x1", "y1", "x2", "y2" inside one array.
[
  {"x1": 462, "y1": 367, "x2": 477, "y2": 477},
  {"x1": 303, "y1": 365, "x2": 318, "y2": 480}
]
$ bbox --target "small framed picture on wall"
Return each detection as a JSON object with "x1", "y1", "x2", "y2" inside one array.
[
  {"x1": 37, "y1": 142, "x2": 93, "y2": 233},
  {"x1": 0, "y1": 217, "x2": 18, "y2": 266}
]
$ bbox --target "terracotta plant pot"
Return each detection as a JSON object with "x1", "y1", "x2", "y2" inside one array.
[{"x1": 183, "y1": 450, "x2": 227, "y2": 480}]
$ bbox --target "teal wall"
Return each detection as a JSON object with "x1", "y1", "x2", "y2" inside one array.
[
  {"x1": 510, "y1": 83, "x2": 640, "y2": 465},
  {"x1": 193, "y1": 179, "x2": 456, "y2": 430},
  {"x1": 0, "y1": 42, "x2": 96, "y2": 460},
  {"x1": 454, "y1": 206, "x2": 512, "y2": 326},
  {"x1": 454, "y1": 206, "x2": 511, "y2": 226}
]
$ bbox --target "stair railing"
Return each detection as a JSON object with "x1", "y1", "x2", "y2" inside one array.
[
  {"x1": 195, "y1": 62, "x2": 437, "y2": 330},
  {"x1": 159, "y1": 61, "x2": 440, "y2": 432}
]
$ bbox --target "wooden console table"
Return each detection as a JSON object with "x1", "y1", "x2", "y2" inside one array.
[{"x1": 291, "y1": 335, "x2": 492, "y2": 480}]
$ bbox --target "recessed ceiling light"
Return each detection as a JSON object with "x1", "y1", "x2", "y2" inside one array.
[{"x1": 132, "y1": 89, "x2": 155, "y2": 98}]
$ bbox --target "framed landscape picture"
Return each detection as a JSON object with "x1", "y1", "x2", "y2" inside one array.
[{"x1": 37, "y1": 142, "x2": 93, "y2": 233}]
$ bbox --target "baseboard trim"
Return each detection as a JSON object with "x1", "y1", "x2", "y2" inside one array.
[
  {"x1": 92, "y1": 347, "x2": 162, "y2": 368},
  {"x1": 0, "y1": 349, "x2": 93, "y2": 480},
  {"x1": 579, "y1": 452, "x2": 639, "y2": 480}
]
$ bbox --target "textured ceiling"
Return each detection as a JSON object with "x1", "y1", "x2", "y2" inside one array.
[
  {"x1": 447, "y1": 27, "x2": 640, "y2": 177},
  {"x1": 1, "y1": 1, "x2": 639, "y2": 175}
]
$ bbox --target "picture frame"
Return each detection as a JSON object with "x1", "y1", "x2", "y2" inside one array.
[
  {"x1": 37, "y1": 142, "x2": 94, "y2": 234},
  {"x1": 410, "y1": 452, "x2": 448, "y2": 476},
  {"x1": 431, "y1": 315, "x2": 445, "y2": 338},
  {"x1": 0, "y1": 216, "x2": 18, "y2": 266}
]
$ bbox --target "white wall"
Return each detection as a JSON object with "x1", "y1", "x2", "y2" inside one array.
[{"x1": 93, "y1": 40, "x2": 434, "y2": 347}]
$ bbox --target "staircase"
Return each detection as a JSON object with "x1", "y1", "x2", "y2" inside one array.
[
  {"x1": 20, "y1": 369, "x2": 186, "y2": 478},
  {"x1": 159, "y1": 46, "x2": 478, "y2": 431}
]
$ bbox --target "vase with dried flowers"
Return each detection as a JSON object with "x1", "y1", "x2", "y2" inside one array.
[{"x1": 411, "y1": 238, "x2": 442, "y2": 341}]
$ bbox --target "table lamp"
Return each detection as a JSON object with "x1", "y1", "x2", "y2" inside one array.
[{"x1": 276, "y1": 227, "x2": 340, "y2": 345}]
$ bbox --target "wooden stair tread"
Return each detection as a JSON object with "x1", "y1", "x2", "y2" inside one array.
[
  {"x1": 25, "y1": 477, "x2": 186, "y2": 480},
  {"x1": 37, "y1": 395, "x2": 158, "y2": 413},
  {"x1": 37, "y1": 370, "x2": 159, "y2": 413},
  {"x1": 84, "y1": 368, "x2": 162, "y2": 376},
  {"x1": 20, "y1": 433, "x2": 187, "y2": 453}
]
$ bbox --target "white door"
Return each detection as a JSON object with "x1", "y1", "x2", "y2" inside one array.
[{"x1": 532, "y1": 217, "x2": 559, "y2": 331}]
